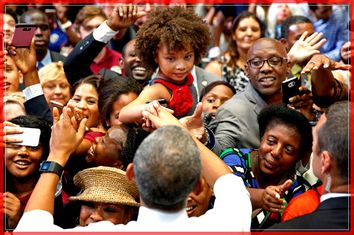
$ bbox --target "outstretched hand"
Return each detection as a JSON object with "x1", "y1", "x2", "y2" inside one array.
[
  {"x1": 301, "y1": 54, "x2": 351, "y2": 74},
  {"x1": 287, "y1": 31, "x2": 326, "y2": 64},
  {"x1": 179, "y1": 103, "x2": 206, "y2": 141},
  {"x1": 106, "y1": 4, "x2": 147, "y2": 31},
  {"x1": 262, "y1": 179, "x2": 293, "y2": 213},
  {"x1": 49, "y1": 106, "x2": 87, "y2": 162}
]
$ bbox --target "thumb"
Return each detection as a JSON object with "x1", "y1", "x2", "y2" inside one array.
[
  {"x1": 142, "y1": 110, "x2": 160, "y2": 126},
  {"x1": 77, "y1": 118, "x2": 87, "y2": 138},
  {"x1": 280, "y1": 179, "x2": 293, "y2": 192},
  {"x1": 192, "y1": 102, "x2": 203, "y2": 119},
  {"x1": 53, "y1": 107, "x2": 60, "y2": 124}
]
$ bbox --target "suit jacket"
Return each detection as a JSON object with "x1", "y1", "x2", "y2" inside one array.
[
  {"x1": 268, "y1": 196, "x2": 350, "y2": 231},
  {"x1": 194, "y1": 66, "x2": 220, "y2": 99},
  {"x1": 209, "y1": 83, "x2": 267, "y2": 155},
  {"x1": 50, "y1": 50, "x2": 66, "y2": 63},
  {"x1": 64, "y1": 33, "x2": 122, "y2": 85},
  {"x1": 24, "y1": 95, "x2": 53, "y2": 124}
]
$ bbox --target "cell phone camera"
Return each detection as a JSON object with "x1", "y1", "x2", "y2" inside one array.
[{"x1": 287, "y1": 81, "x2": 297, "y2": 88}]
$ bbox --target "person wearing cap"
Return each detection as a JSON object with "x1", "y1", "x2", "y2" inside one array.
[{"x1": 69, "y1": 166, "x2": 139, "y2": 226}]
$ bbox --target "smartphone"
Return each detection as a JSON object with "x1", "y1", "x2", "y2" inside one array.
[
  {"x1": 6, "y1": 126, "x2": 41, "y2": 147},
  {"x1": 146, "y1": 98, "x2": 168, "y2": 108},
  {"x1": 282, "y1": 76, "x2": 301, "y2": 104},
  {"x1": 11, "y1": 24, "x2": 37, "y2": 47},
  {"x1": 50, "y1": 100, "x2": 64, "y2": 114}
]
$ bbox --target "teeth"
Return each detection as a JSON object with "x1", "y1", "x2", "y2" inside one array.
[
  {"x1": 15, "y1": 161, "x2": 29, "y2": 165},
  {"x1": 261, "y1": 77, "x2": 275, "y2": 82},
  {"x1": 186, "y1": 207, "x2": 193, "y2": 212}
]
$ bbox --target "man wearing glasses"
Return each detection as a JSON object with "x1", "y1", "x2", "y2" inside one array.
[{"x1": 209, "y1": 38, "x2": 290, "y2": 155}]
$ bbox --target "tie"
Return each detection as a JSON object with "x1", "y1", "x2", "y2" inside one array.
[{"x1": 37, "y1": 61, "x2": 44, "y2": 71}]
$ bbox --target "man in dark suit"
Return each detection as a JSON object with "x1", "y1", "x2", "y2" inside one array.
[
  {"x1": 269, "y1": 101, "x2": 350, "y2": 231},
  {"x1": 20, "y1": 8, "x2": 66, "y2": 70}
]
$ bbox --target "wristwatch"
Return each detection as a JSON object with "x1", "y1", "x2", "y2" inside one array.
[{"x1": 39, "y1": 161, "x2": 64, "y2": 177}]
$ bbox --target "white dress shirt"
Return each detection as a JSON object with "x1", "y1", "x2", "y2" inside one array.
[{"x1": 15, "y1": 174, "x2": 252, "y2": 232}]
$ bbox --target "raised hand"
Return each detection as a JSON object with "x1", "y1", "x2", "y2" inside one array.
[
  {"x1": 262, "y1": 179, "x2": 293, "y2": 213},
  {"x1": 6, "y1": 40, "x2": 37, "y2": 75},
  {"x1": 106, "y1": 4, "x2": 147, "y2": 31},
  {"x1": 287, "y1": 31, "x2": 326, "y2": 65},
  {"x1": 49, "y1": 106, "x2": 87, "y2": 163}
]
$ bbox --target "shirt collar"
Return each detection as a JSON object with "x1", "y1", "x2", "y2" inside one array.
[
  {"x1": 137, "y1": 206, "x2": 188, "y2": 224},
  {"x1": 320, "y1": 193, "x2": 351, "y2": 202},
  {"x1": 37, "y1": 50, "x2": 52, "y2": 67}
]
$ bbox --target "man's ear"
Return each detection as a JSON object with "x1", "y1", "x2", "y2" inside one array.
[
  {"x1": 119, "y1": 57, "x2": 124, "y2": 68},
  {"x1": 126, "y1": 163, "x2": 135, "y2": 181},
  {"x1": 320, "y1": 151, "x2": 332, "y2": 175}
]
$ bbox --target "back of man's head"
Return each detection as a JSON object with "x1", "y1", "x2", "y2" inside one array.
[
  {"x1": 133, "y1": 125, "x2": 201, "y2": 211},
  {"x1": 318, "y1": 101, "x2": 349, "y2": 183}
]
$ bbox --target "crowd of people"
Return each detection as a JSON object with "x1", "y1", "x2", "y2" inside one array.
[{"x1": 2, "y1": 2, "x2": 351, "y2": 232}]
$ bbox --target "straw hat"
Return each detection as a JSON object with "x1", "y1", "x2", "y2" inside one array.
[{"x1": 69, "y1": 166, "x2": 139, "y2": 207}]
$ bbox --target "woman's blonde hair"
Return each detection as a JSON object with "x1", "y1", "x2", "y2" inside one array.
[
  {"x1": 4, "y1": 92, "x2": 25, "y2": 109},
  {"x1": 38, "y1": 62, "x2": 70, "y2": 86}
]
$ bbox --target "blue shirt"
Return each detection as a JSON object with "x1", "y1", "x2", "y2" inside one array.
[{"x1": 310, "y1": 7, "x2": 349, "y2": 61}]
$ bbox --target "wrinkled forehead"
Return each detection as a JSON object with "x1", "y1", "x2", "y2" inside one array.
[{"x1": 247, "y1": 38, "x2": 287, "y2": 59}]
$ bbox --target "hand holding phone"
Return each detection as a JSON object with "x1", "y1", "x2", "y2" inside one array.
[
  {"x1": 282, "y1": 77, "x2": 301, "y2": 104},
  {"x1": 11, "y1": 24, "x2": 37, "y2": 47},
  {"x1": 50, "y1": 100, "x2": 64, "y2": 114},
  {"x1": 5, "y1": 126, "x2": 41, "y2": 147}
]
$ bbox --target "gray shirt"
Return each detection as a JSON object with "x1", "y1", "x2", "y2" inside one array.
[{"x1": 209, "y1": 83, "x2": 268, "y2": 155}]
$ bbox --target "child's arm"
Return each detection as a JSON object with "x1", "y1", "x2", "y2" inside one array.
[{"x1": 119, "y1": 83, "x2": 171, "y2": 124}]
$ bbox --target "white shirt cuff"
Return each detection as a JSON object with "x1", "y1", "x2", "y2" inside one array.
[
  {"x1": 93, "y1": 21, "x2": 119, "y2": 44},
  {"x1": 23, "y1": 84, "x2": 44, "y2": 101}
]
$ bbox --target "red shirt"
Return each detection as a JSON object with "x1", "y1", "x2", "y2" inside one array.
[{"x1": 90, "y1": 47, "x2": 122, "y2": 74}]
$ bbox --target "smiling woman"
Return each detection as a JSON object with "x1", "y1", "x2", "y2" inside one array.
[
  {"x1": 219, "y1": 104, "x2": 313, "y2": 230},
  {"x1": 3, "y1": 115, "x2": 64, "y2": 230}
]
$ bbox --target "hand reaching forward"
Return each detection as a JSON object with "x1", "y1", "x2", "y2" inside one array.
[
  {"x1": 107, "y1": 4, "x2": 147, "y2": 31},
  {"x1": 301, "y1": 54, "x2": 351, "y2": 74},
  {"x1": 179, "y1": 103, "x2": 205, "y2": 141},
  {"x1": 262, "y1": 179, "x2": 293, "y2": 213},
  {"x1": 49, "y1": 107, "x2": 87, "y2": 162}
]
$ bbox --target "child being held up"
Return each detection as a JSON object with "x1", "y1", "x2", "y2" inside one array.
[{"x1": 119, "y1": 7, "x2": 210, "y2": 124}]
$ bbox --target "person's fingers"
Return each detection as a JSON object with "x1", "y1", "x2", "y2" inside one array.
[
  {"x1": 307, "y1": 32, "x2": 323, "y2": 45},
  {"x1": 279, "y1": 179, "x2": 293, "y2": 193},
  {"x1": 191, "y1": 102, "x2": 203, "y2": 119},
  {"x1": 142, "y1": 110, "x2": 161, "y2": 128},
  {"x1": 304, "y1": 31, "x2": 317, "y2": 43},
  {"x1": 312, "y1": 38, "x2": 327, "y2": 50},
  {"x1": 77, "y1": 118, "x2": 87, "y2": 138},
  {"x1": 128, "y1": 4, "x2": 133, "y2": 17},
  {"x1": 298, "y1": 31, "x2": 308, "y2": 42},
  {"x1": 53, "y1": 107, "x2": 60, "y2": 124}
]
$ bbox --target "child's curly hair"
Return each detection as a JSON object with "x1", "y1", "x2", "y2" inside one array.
[{"x1": 135, "y1": 7, "x2": 210, "y2": 71}]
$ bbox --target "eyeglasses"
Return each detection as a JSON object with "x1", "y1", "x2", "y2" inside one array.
[{"x1": 247, "y1": 57, "x2": 287, "y2": 69}]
